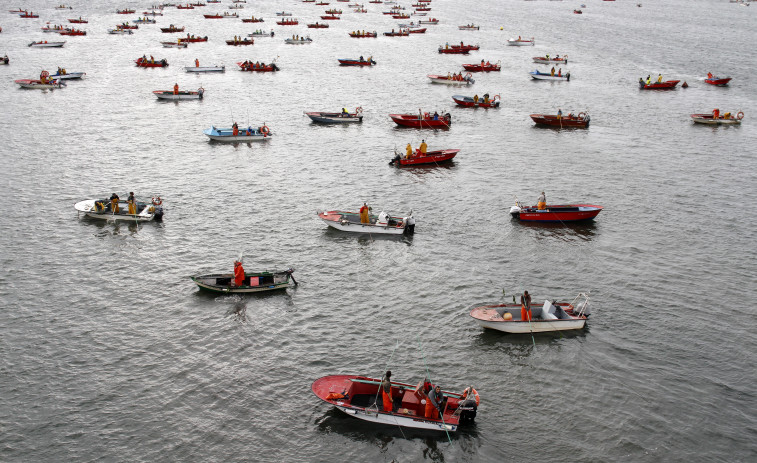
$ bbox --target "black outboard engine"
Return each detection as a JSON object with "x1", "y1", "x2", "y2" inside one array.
[
  {"x1": 404, "y1": 215, "x2": 415, "y2": 235},
  {"x1": 458, "y1": 398, "x2": 477, "y2": 424},
  {"x1": 153, "y1": 205, "x2": 164, "y2": 221}
]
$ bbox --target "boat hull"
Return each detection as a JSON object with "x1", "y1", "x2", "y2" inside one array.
[
  {"x1": 15, "y1": 79, "x2": 65, "y2": 89},
  {"x1": 470, "y1": 302, "x2": 587, "y2": 333},
  {"x1": 690, "y1": 114, "x2": 742, "y2": 125},
  {"x1": 392, "y1": 149, "x2": 459, "y2": 166},
  {"x1": 507, "y1": 39, "x2": 534, "y2": 46},
  {"x1": 428, "y1": 75, "x2": 474, "y2": 85},
  {"x1": 305, "y1": 111, "x2": 363, "y2": 123},
  {"x1": 530, "y1": 113, "x2": 589, "y2": 127},
  {"x1": 461, "y1": 63, "x2": 500, "y2": 72},
  {"x1": 529, "y1": 72, "x2": 569, "y2": 81},
  {"x1": 510, "y1": 204, "x2": 602, "y2": 222},
  {"x1": 50, "y1": 72, "x2": 84, "y2": 79},
  {"x1": 452, "y1": 95, "x2": 499, "y2": 108},
  {"x1": 338, "y1": 59, "x2": 376, "y2": 66},
  {"x1": 639, "y1": 80, "x2": 679, "y2": 89},
  {"x1": 705, "y1": 77, "x2": 731, "y2": 86},
  {"x1": 191, "y1": 270, "x2": 294, "y2": 294},
  {"x1": 389, "y1": 114, "x2": 451, "y2": 128},
  {"x1": 74, "y1": 199, "x2": 160, "y2": 222}
]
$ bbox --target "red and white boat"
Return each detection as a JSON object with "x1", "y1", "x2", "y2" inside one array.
[
  {"x1": 383, "y1": 30, "x2": 409, "y2": 37},
  {"x1": 705, "y1": 73, "x2": 731, "y2": 86},
  {"x1": 60, "y1": 29, "x2": 86, "y2": 36},
  {"x1": 19, "y1": 12, "x2": 40, "y2": 18},
  {"x1": 470, "y1": 293, "x2": 591, "y2": 334},
  {"x1": 509, "y1": 201, "x2": 602, "y2": 222},
  {"x1": 390, "y1": 148, "x2": 459, "y2": 166},
  {"x1": 462, "y1": 61, "x2": 500, "y2": 72},
  {"x1": 338, "y1": 57, "x2": 375, "y2": 66},
  {"x1": 226, "y1": 37, "x2": 254, "y2": 45},
  {"x1": 161, "y1": 25, "x2": 185, "y2": 33},
  {"x1": 452, "y1": 94, "x2": 499, "y2": 108},
  {"x1": 690, "y1": 110, "x2": 744, "y2": 125},
  {"x1": 439, "y1": 43, "x2": 479, "y2": 54},
  {"x1": 153, "y1": 87, "x2": 204, "y2": 100},
  {"x1": 320, "y1": 15, "x2": 339, "y2": 19},
  {"x1": 428, "y1": 74, "x2": 475, "y2": 85},
  {"x1": 28, "y1": 41, "x2": 66, "y2": 48},
  {"x1": 308, "y1": 22, "x2": 329, "y2": 28},
  {"x1": 15, "y1": 77, "x2": 66, "y2": 89},
  {"x1": 349, "y1": 31, "x2": 377, "y2": 37},
  {"x1": 639, "y1": 79, "x2": 679, "y2": 89},
  {"x1": 162, "y1": 41, "x2": 188, "y2": 48},
  {"x1": 241, "y1": 16, "x2": 264, "y2": 22},
  {"x1": 68, "y1": 18, "x2": 88, "y2": 23},
  {"x1": 277, "y1": 18, "x2": 299, "y2": 25},
  {"x1": 317, "y1": 210, "x2": 414, "y2": 235},
  {"x1": 177, "y1": 4, "x2": 195, "y2": 9},
  {"x1": 116, "y1": 9, "x2": 136, "y2": 14},
  {"x1": 530, "y1": 112, "x2": 590, "y2": 128},
  {"x1": 237, "y1": 61, "x2": 280, "y2": 72},
  {"x1": 312, "y1": 375, "x2": 478, "y2": 431},
  {"x1": 389, "y1": 112, "x2": 451, "y2": 128},
  {"x1": 179, "y1": 36, "x2": 208, "y2": 42},
  {"x1": 507, "y1": 37, "x2": 534, "y2": 46},
  {"x1": 418, "y1": 18, "x2": 438, "y2": 24},
  {"x1": 116, "y1": 23, "x2": 138, "y2": 29},
  {"x1": 135, "y1": 57, "x2": 169, "y2": 67},
  {"x1": 532, "y1": 55, "x2": 568, "y2": 65}
]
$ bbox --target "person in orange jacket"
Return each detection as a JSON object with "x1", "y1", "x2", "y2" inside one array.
[
  {"x1": 381, "y1": 371, "x2": 393, "y2": 412},
  {"x1": 521, "y1": 290, "x2": 532, "y2": 322},
  {"x1": 359, "y1": 202, "x2": 370, "y2": 223},
  {"x1": 233, "y1": 260, "x2": 245, "y2": 287},
  {"x1": 425, "y1": 385, "x2": 443, "y2": 419},
  {"x1": 173, "y1": 83, "x2": 179, "y2": 95}
]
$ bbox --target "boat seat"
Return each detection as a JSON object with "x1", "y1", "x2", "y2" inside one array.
[{"x1": 541, "y1": 300, "x2": 558, "y2": 320}]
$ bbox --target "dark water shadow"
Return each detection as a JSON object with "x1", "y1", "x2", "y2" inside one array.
[
  {"x1": 321, "y1": 226, "x2": 415, "y2": 245},
  {"x1": 472, "y1": 325, "x2": 590, "y2": 349},
  {"x1": 511, "y1": 218, "x2": 598, "y2": 241}
]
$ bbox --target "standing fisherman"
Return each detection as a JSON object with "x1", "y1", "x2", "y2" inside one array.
[
  {"x1": 381, "y1": 371, "x2": 393, "y2": 412},
  {"x1": 521, "y1": 290, "x2": 532, "y2": 322}
]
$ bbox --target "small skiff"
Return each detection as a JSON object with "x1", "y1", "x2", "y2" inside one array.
[
  {"x1": 530, "y1": 112, "x2": 590, "y2": 127},
  {"x1": 690, "y1": 111, "x2": 743, "y2": 125},
  {"x1": 59, "y1": 29, "x2": 86, "y2": 36},
  {"x1": 277, "y1": 19, "x2": 299, "y2": 25},
  {"x1": 462, "y1": 61, "x2": 500, "y2": 72},
  {"x1": 162, "y1": 41, "x2": 188, "y2": 48},
  {"x1": 74, "y1": 198, "x2": 164, "y2": 222},
  {"x1": 185, "y1": 65, "x2": 225, "y2": 72},
  {"x1": 161, "y1": 26, "x2": 185, "y2": 33},
  {"x1": 204, "y1": 124, "x2": 272, "y2": 141},
  {"x1": 29, "y1": 41, "x2": 66, "y2": 48},
  {"x1": 237, "y1": 61, "x2": 279, "y2": 72},
  {"x1": 226, "y1": 38, "x2": 255, "y2": 45},
  {"x1": 308, "y1": 22, "x2": 330, "y2": 28},
  {"x1": 390, "y1": 149, "x2": 459, "y2": 166},
  {"x1": 15, "y1": 79, "x2": 66, "y2": 89},
  {"x1": 530, "y1": 70, "x2": 570, "y2": 81},
  {"x1": 318, "y1": 210, "x2": 415, "y2": 235},
  {"x1": 116, "y1": 9, "x2": 136, "y2": 14},
  {"x1": 458, "y1": 25, "x2": 479, "y2": 30},
  {"x1": 135, "y1": 58, "x2": 169, "y2": 67},
  {"x1": 470, "y1": 293, "x2": 591, "y2": 334},
  {"x1": 507, "y1": 37, "x2": 535, "y2": 46},
  {"x1": 349, "y1": 31, "x2": 377, "y2": 37},
  {"x1": 284, "y1": 37, "x2": 312, "y2": 44},
  {"x1": 418, "y1": 19, "x2": 438, "y2": 24},
  {"x1": 338, "y1": 57, "x2": 376, "y2": 66},
  {"x1": 154, "y1": 88, "x2": 204, "y2": 100},
  {"x1": 704, "y1": 74, "x2": 731, "y2": 86},
  {"x1": 389, "y1": 112, "x2": 451, "y2": 128},
  {"x1": 191, "y1": 268, "x2": 296, "y2": 294},
  {"x1": 452, "y1": 94, "x2": 499, "y2": 108},
  {"x1": 639, "y1": 80, "x2": 679, "y2": 89},
  {"x1": 533, "y1": 55, "x2": 568, "y2": 65},
  {"x1": 241, "y1": 17, "x2": 264, "y2": 23},
  {"x1": 305, "y1": 108, "x2": 363, "y2": 123},
  {"x1": 108, "y1": 28, "x2": 134, "y2": 35},
  {"x1": 312, "y1": 375, "x2": 478, "y2": 431},
  {"x1": 509, "y1": 202, "x2": 602, "y2": 222},
  {"x1": 178, "y1": 36, "x2": 208, "y2": 42},
  {"x1": 383, "y1": 30, "x2": 409, "y2": 37},
  {"x1": 428, "y1": 74, "x2": 475, "y2": 85}
]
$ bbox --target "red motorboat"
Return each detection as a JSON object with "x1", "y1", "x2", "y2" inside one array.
[
  {"x1": 60, "y1": 29, "x2": 86, "y2": 36},
  {"x1": 117, "y1": 23, "x2": 138, "y2": 29},
  {"x1": 116, "y1": 9, "x2": 136, "y2": 14},
  {"x1": 177, "y1": 4, "x2": 195, "y2": 9},
  {"x1": 407, "y1": 27, "x2": 427, "y2": 34},
  {"x1": 349, "y1": 31, "x2": 377, "y2": 37},
  {"x1": 135, "y1": 57, "x2": 168, "y2": 67},
  {"x1": 179, "y1": 36, "x2": 209, "y2": 42},
  {"x1": 391, "y1": 149, "x2": 459, "y2": 166},
  {"x1": 639, "y1": 79, "x2": 680, "y2": 90},
  {"x1": 161, "y1": 26, "x2": 185, "y2": 33},
  {"x1": 705, "y1": 73, "x2": 731, "y2": 86},
  {"x1": 312, "y1": 375, "x2": 479, "y2": 432},
  {"x1": 324, "y1": 8, "x2": 342, "y2": 14},
  {"x1": 277, "y1": 19, "x2": 299, "y2": 25},
  {"x1": 530, "y1": 112, "x2": 590, "y2": 128},
  {"x1": 308, "y1": 22, "x2": 329, "y2": 28},
  {"x1": 68, "y1": 18, "x2": 88, "y2": 23},
  {"x1": 320, "y1": 15, "x2": 339, "y2": 19},
  {"x1": 452, "y1": 94, "x2": 500, "y2": 108},
  {"x1": 20, "y1": 12, "x2": 40, "y2": 18},
  {"x1": 389, "y1": 112, "x2": 451, "y2": 129},
  {"x1": 338, "y1": 57, "x2": 375, "y2": 66},
  {"x1": 462, "y1": 61, "x2": 500, "y2": 72},
  {"x1": 237, "y1": 61, "x2": 280, "y2": 72},
  {"x1": 392, "y1": 14, "x2": 410, "y2": 19},
  {"x1": 226, "y1": 38, "x2": 254, "y2": 45},
  {"x1": 509, "y1": 202, "x2": 603, "y2": 222},
  {"x1": 439, "y1": 46, "x2": 469, "y2": 54}
]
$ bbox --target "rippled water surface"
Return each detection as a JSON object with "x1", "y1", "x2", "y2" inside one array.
[{"x1": 2, "y1": 0, "x2": 757, "y2": 461}]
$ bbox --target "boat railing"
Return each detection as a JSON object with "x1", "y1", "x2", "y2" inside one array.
[{"x1": 568, "y1": 292, "x2": 591, "y2": 316}]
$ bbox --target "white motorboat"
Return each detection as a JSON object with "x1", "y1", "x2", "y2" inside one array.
[
  {"x1": 532, "y1": 55, "x2": 568, "y2": 65},
  {"x1": 161, "y1": 41, "x2": 188, "y2": 48},
  {"x1": 154, "y1": 88, "x2": 204, "y2": 100},
  {"x1": 185, "y1": 65, "x2": 225, "y2": 73},
  {"x1": 428, "y1": 74, "x2": 475, "y2": 85},
  {"x1": 318, "y1": 210, "x2": 415, "y2": 235},
  {"x1": 15, "y1": 79, "x2": 66, "y2": 89},
  {"x1": 690, "y1": 111, "x2": 744, "y2": 125},
  {"x1": 74, "y1": 198, "x2": 164, "y2": 222},
  {"x1": 529, "y1": 70, "x2": 570, "y2": 81},
  {"x1": 284, "y1": 37, "x2": 312, "y2": 44},
  {"x1": 29, "y1": 41, "x2": 66, "y2": 48},
  {"x1": 305, "y1": 108, "x2": 363, "y2": 123},
  {"x1": 203, "y1": 124, "x2": 272, "y2": 141},
  {"x1": 507, "y1": 37, "x2": 534, "y2": 46},
  {"x1": 50, "y1": 71, "x2": 85, "y2": 80},
  {"x1": 469, "y1": 293, "x2": 591, "y2": 334},
  {"x1": 108, "y1": 28, "x2": 134, "y2": 34}
]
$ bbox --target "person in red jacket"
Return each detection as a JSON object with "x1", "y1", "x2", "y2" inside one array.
[{"x1": 233, "y1": 260, "x2": 245, "y2": 287}]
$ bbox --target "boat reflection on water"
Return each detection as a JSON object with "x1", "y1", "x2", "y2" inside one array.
[
  {"x1": 321, "y1": 226, "x2": 415, "y2": 245},
  {"x1": 225, "y1": 300, "x2": 247, "y2": 322},
  {"x1": 513, "y1": 219, "x2": 598, "y2": 241}
]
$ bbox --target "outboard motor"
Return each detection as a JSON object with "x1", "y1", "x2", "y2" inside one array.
[
  {"x1": 457, "y1": 398, "x2": 477, "y2": 424},
  {"x1": 153, "y1": 206, "x2": 164, "y2": 221},
  {"x1": 576, "y1": 299, "x2": 591, "y2": 317},
  {"x1": 404, "y1": 215, "x2": 415, "y2": 235}
]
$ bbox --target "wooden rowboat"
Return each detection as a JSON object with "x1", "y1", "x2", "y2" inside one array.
[{"x1": 191, "y1": 268, "x2": 296, "y2": 294}]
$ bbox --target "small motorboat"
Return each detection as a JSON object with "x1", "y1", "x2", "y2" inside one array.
[
  {"x1": 19, "y1": 12, "x2": 40, "y2": 18},
  {"x1": 406, "y1": 27, "x2": 427, "y2": 34},
  {"x1": 177, "y1": 4, "x2": 195, "y2": 9},
  {"x1": 68, "y1": 18, "x2": 88, "y2": 23},
  {"x1": 204, "y1": 12, "x2": 237, "y2": 18},
  {"x1": 530, "y1": 112, "x2": 590, "y2": 128},
  {"x1": 305, "y1": 108, "x2": 363, "y2": 123},
  {"x1": 308, "y1": 22, "x2": 330, "y2": 28},
  {"x1": 439, "y1": 43, "x2": 479, "y2": 54},
  {"x1": 237, "y1": 61, "x2": 280, "y2": 72},
  {"x1": 42, "y1": 25, "x2": 70, "y2": 33},
  {"x1": 185, "y1": 64, "x2": 225, "y2": 72},
  {"x1": 470, "y1": 293, "x2": 591, "y2": 334},
  {"x1": 507, "y1": 37, "x2": 535, "y2": 46},
  {"x1": 179, "y1": 36, "x2": 208, "y2": 43},
  {"x1": 452, "y1": 94, "x2": 500, "y2": 108},
  {"x1": 428, "y1": 74, "x2": 475, "y2": 85},
  {"x1": 532, "y1": 55, "x2": 568, "y2": 65},
  {"x1": 74, "y1": 197, "x2": 164, "y2": 222},
  {"x1": 1, "y1": 55, "x2": 9, "y2": 65},
  {"x1": 320, "y1": 15, "x2": 340, "y2": 20},
  {"x1": 135, "y1": 57, "x2": 169, "y2": 67},
  {"x1": 132, "y1": 18, "x2": 156, "y2": 24},
  {"x1": 390, "y1": 148, "x2": 459, "y2": 166},
  {"x1": 349, "y1": 31, "x2": 378, "y2": 37},
  {"x1": 241, "y1": 16, "x2": 264, "y2": 22},
  {"x1": 154, "y1": 87, "x2": 204, "y2": 100},
  {"x1": 50, "y1": 70, "x2": 85, "y2": 80},
  {"x1": 276, "y1": 11, "x2": 293, "y2": 16},
  {"x1": 55, "y1": 5, "x2": 73, "y2": 9},
  {"x1": 142, "y1": 10, "x2": 163, "y2": 16},
  {"x1": 162, "y1": 41, "x2": 188, "y2": 48},
  {"x1": 226, "y1": 38, "x2": 254, "y2": 45},
  {"x1": 529, "y1": 70, "x2": 570, "y2": 81},
  {"x1": 161, "y1": 26, "x2": 185, "y2": 33},
  {"x1": 248, "y1": 30, "x2": 274, "y2": 37},
  {"x1": 383, "y1": 30, "x2": 409, "y2": 37},
  {"x1": 325, "y1": 8, "x2": 343, "y2": 14},
  {"x1": 509, "y1": 201, "x2": 602, "y2": 222},
  {"x1": 29, "y1": 41, "x2": 66, "y2": 48},
  {"x1": 458, "y1": 24, "x2": 479, "y2": 30},
  {"x1": 462, "y1": 61, "x2": 500, "y2": 72},
  {"x1": 116, "y1": 9, "x2": 136, "y2": 14},
  {"x1": 389, "y1": 112, "x2": 451, "y2": 128},
  {"x1": 277, "y1": 19, "x2": 299, "y2": 25},
  {"x1": 639, "y1": 79, "x2": 679, "y2": 89},
  {"x1": 574, "y1": 9, "x2": 583, "y2": 14},
  {"x1": 338, "y1": 57, "x2": 376, "y2": 66},
  {"x1": 418, "y1": 18, "x2": 438, "y2": 24},
  {"x1": 284, "y1": 36, "x2": 313, "y2": 44},
  {"x1": 705, "y1": 73, "x2": 732, "y2": 86},
  {"x1": 318, "y1": 210, "x2": 415, "y2": 235},
  {"x1": 312, "y1": 374, "x2": 478, "y2": 431},
  {"x1": 690, "y1": 110, "x2": 744, "y2": 125},
  {"x1": 15, "y1": 78, "x2": 66, "y2": 89},
  {"x1": 191, "y1": 268, "x2": 296, "y2": 294},
  {"x1": 59, "y1": 29, "x2": 87, "y2": 36},
  {"x1": 108, "y1": 28, "x2": 134, "y2": 34},
  {"x1": 116, "y1": 23, "x2": 138, "y2": 29},
  {"x1": 204, "y1": 124, "x2": 272, "y2": 141}
]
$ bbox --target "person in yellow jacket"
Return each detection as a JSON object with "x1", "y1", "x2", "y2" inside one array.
[
  {"x1": 657, "y1": 74, "x2": 662, "y2": 83},
  {"x1": 537, "y1": 191, "x2": 546, "y2": 210},
  {"x1": 406, "y1": 143, "x2": 413, "y2": 159},
  {"x1": 359, "y1": 203, "x2": 370, "y2": 223},
  {"x1": 419, "y1": 139, "x2": 427, "y2": 156}
]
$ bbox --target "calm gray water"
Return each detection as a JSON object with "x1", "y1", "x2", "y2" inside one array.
[{"x1": 2, "y1": 0, "x2": 756, "y2": 461}]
